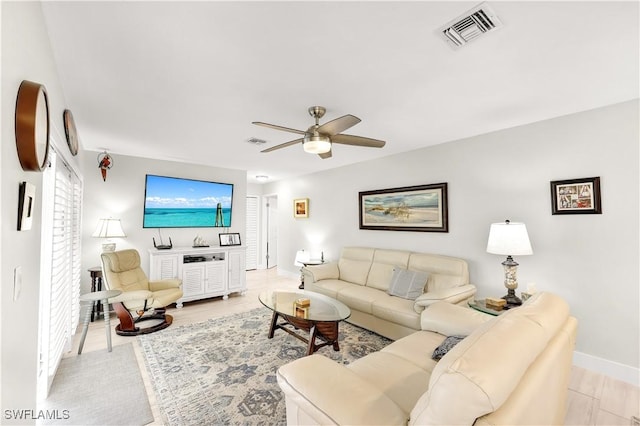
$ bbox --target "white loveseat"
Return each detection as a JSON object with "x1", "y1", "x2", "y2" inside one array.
[
  {"x1": 277, "y1": 292, "x2": 578, "y2": 425},
  {"x1": 303, "y1": 247, "x2": 476, "y2": 340}
]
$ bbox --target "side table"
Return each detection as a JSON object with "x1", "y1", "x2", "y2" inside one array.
[
  {"x1": 468, "y1": 299, "x2": 512, "y2": 316},
  {"x1": 88, "y1": 266, "x2": 103, "y2": 321},
  {"x1": 298, "y1": 260, "x2": 324, "y2": 289},
  {"x1": 78, "y1": 289, "x2": 122, "y2": 354}
]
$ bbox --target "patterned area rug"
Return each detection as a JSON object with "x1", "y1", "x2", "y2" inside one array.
[{"x1": 138, "y1": 307, "x2": 391, "y2": 425}]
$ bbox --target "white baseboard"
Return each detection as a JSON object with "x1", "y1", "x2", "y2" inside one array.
[{"x1": 573, "y1": 351, "x2": 639, "y2": 387}]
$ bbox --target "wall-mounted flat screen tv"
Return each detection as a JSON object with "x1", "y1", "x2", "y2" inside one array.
[{"x1": 143, "y1": 174, "x2": 233, "y2": 228}]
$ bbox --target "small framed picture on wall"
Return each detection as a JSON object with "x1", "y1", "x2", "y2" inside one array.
[
  {"x1": 17, "y1": 181, "x2": 36, "y2": 231},
  {"x1": 293, "y1": 198, "x2": 309, "y2": 218},
  {"x1": 550, "y1": 176, "x2": 602, "y2": 215}
]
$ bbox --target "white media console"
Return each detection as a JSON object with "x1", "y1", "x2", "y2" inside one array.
[{"x1": 149, "y1": 246, "x2": 247, "y2": 308}]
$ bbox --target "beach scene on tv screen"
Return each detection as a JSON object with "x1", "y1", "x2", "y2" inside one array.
[{"x1": 144, "y1": 175, "x2": 233, "y2": 228}]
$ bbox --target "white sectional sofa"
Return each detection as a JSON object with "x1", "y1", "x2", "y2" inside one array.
[
  {"x1": 277, "y1": 292, "x2": 578, "y2": 425},
  {"x1": 303, "y1": 247, "x2": 476, "y2": 340}
]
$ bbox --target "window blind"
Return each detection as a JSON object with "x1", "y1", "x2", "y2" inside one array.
[
  {"x1": 246, "y1": 196, "x2": 259, "y2": 270},
  {"x1": 38, "y1": 149, "x2": 82, "y2": 397}
]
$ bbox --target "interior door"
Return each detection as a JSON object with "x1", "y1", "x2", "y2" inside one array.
[{"x1": 245, "y1": 196, "x2": 259, "y2": 270}]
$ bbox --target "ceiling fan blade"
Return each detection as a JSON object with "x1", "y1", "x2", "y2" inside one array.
[
  {"x1": 330, "y1": 133, "x2": 386, "y2": 148},
  {"x1": 317, "y1": 114, "x2": 361, "y2": 136},
  {"x1": 252, "y1": 122, "x2": 306, "y2": 135},
  {"x1": 260, "y1": 138, "x2": 304, "y2": 153},
  {"x1": 318, "y1": 150, "x2": 332, "y2": 159}
]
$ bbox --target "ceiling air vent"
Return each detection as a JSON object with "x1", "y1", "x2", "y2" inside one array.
[
  {"x1": 439, "y1": 2, "x2": 502, "y2": 49},
  {"x1": 246, "y1": 137, "x2": 267, "y2": 146}
]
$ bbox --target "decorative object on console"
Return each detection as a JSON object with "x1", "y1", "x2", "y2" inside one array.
[
  {"x1": 192, "y1": 235, "x2": 209, "y2": 248},
  {"x1": 17, "y1": 181, "x2": 36, "y2": 231},
  {"x1": 92, "y1": 218, "x2": 126, "y2": 252},
  {"x1": 550, "y1": 176, "x2": 601, "y2": 215},
  {"x1": 219, "y1": 232, "x2": 241, "y2": 246},
  {"x1": 486, "y1": 220, "x2": 533, "y2": 306},
  {"x1": 15, "y1": 80, "x2": 50, "y2": 172},
  {"x1": 97, "y1": 151, "x2": 113, "y2": 181},
  {"x1": 62, "y1": 109, "x2": 79, "y2": 156},
  {"x1": 293, "y1": 198, "x2": 309, "y2": 218},
  {"x1": 359, "y1": 183, "x2": 449, "y2": 232}
]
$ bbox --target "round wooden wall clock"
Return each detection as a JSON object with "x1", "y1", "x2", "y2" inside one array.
[
  {"x1": 63, "y1": 109, "x2": 79, "y2": 156},
  {"x1": 15, "y1": 80, "x2": 51, "y2": 171}
]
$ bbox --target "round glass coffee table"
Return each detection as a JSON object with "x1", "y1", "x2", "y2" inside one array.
[{"x1": 259, "y1": 290, "x2": 351, "y2": 356}]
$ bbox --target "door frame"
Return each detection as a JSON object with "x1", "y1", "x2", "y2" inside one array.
[{"x1": 263, "y1": 194, "x2": 278, "y2": 269}]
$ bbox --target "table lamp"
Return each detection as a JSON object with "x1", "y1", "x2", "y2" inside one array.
[
  {"x1": 486, "y1": 219, "x2": 533, "y2": 306},
  {"x1": 92, "y1": 218, "x2": 126, "y2": 252}
]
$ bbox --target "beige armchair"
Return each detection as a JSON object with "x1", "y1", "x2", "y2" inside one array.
[{"x1": 101, "y1": 249, "x2": 183, "y2": 336}]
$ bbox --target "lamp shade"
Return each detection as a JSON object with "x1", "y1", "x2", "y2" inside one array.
[
  {"x1": 486, "y1": 220, "x2": 533, "y2": 256},
  {"x1": 294, "y1": 250, "x2": 310, "y2": 267},
  {"x1": 92, "y1": 218, "x2": 126, "y2": 238}
]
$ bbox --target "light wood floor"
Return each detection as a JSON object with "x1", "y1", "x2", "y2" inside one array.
[{"x1": 70, "y1": 268, "x2": 639, "y2": 425}]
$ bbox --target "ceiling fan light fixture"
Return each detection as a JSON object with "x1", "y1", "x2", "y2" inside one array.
[{"x1": 303, "y1": 134, "x2": 331, "y2": 154}]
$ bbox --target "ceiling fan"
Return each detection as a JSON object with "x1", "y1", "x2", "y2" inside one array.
[{"x1": 252, "y1": 106, "x2": 386, "y2": 159}]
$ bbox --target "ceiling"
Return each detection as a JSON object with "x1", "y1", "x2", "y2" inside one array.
[{"x1": 41, "y1": 1, "x2": 639, "y2": 184}]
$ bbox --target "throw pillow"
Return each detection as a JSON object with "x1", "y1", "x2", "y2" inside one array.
[
  {"x1": 387, "y1": 268, "x2": 429, "y2": 300},
  {"x1": 432, "y1": 335, "x2": 466, "y2": 361}
]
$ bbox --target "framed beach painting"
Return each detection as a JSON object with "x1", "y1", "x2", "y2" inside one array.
[
  {"x1": 359, "y1": 183, "x2": 448, "y2": 232},
  {"x1": 550, "y1": 176, "x2": 602, "y2": 215}
]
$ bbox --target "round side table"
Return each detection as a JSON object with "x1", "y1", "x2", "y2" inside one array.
[
  {"x1": 78, "y1": 290, "x2": 122, "y2": 354},
  {"x1": 298, "y1": 260, "x2": 324, "y2": 289}
]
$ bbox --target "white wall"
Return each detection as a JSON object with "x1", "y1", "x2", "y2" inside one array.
[
  {"x1": 1, "y1": 2, "x2": 83, "y2": 419},
  {"x1": 247, "y1": 183, "x2": 264, "y2": 196},
  {"x1": 265, "y1": 100, "x2": 639, "y2": 382},
  {"x1": 80, "y1": 151, "x2": 247, "y2": 295}
]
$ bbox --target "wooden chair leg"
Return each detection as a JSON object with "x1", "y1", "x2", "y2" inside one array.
[
  {"x1": 112, "y1": 302, "x2": 136, "y2": 333},
  {"x1": 113, "y1": 302, "x2": 173, "y2": 336}
]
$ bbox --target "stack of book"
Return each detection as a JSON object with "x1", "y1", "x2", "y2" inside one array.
[{"x1": 485, "y1": 297, "x2": 506, "y2": 311}]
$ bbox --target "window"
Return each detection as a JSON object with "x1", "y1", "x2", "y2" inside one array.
[{"x1": 37, "y1": 148, "x2": 82, "y2": 398}]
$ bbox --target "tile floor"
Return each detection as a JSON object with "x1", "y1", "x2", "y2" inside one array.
[{"x1": 68, "y1": 268, "x2": 639, "y2": 425}]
